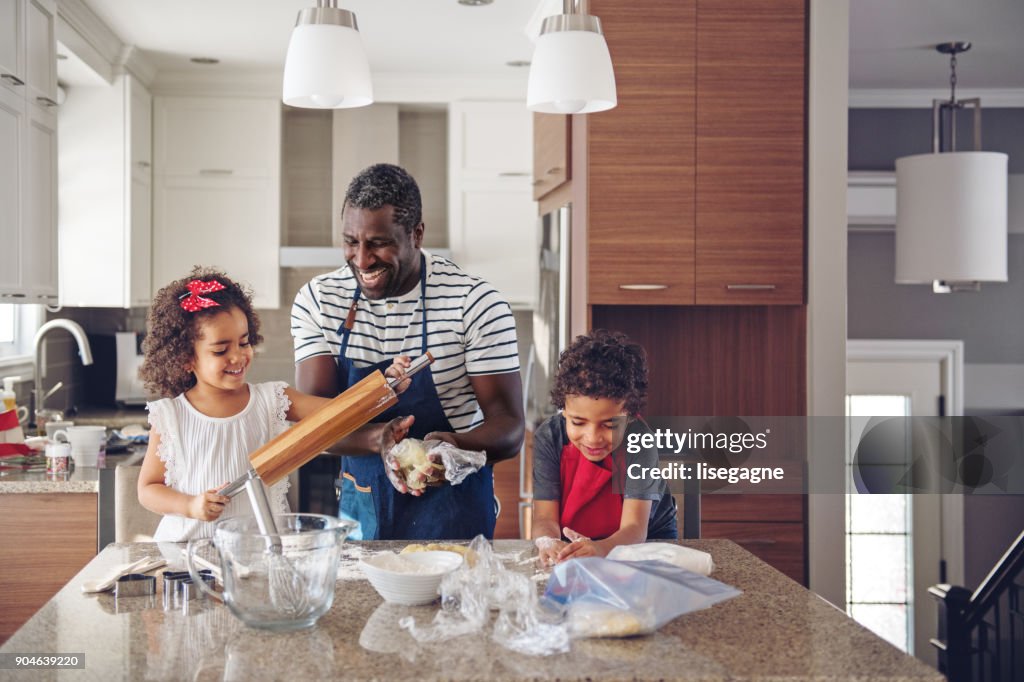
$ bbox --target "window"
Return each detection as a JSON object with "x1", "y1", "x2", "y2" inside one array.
[
  {"x1": 846, "y1": 395, "x2": 913, "y2": 653},
  {"x1": 0, "y1": 304, "x2": 44, "y2": 366}
]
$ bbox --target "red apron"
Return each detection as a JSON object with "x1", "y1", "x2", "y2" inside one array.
[{"x1": 558, "y1": 442, "x2": 623, "y2": 540}]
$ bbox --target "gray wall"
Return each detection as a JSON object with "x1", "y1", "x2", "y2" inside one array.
[{"x1": 848, "y1": 107, "x2": 1024, "y2": 590}]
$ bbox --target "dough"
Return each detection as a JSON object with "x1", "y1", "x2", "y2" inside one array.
[
  {"x1": 569, "y1": 607, "x2": 650, "y2": 638},
  {"x1": 390, "y1": 439, "x2": 443, "y2": 490},
  {"x1": 401, "y1": 543, "x2": 476, "y2": 567}
]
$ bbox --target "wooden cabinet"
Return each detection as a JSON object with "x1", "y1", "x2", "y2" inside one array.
[
  {"x1": 0, "y1": 493, "x2": 97, "y2": 643},
  {"x1": 532, "y1": 113, "x2": 570, "y2": 200},
  {"x1": 448, "y1": 101, "x2": 536, "y2": 309},
  {"x1": 59, "y1": 74, "x2": 152, "y2": 308},
  {"x1": 582, "y1": 0, "x2": 805, "y2": 306},
  {"x1": 0, "y1": 0, "x2": 57, "y2": 304},
  {"x1": 694, "y1": 0, "x2": 805, "y2": 304},
  {"x1": 153, "y1": 96, "x2": 280, "y2": 309}
]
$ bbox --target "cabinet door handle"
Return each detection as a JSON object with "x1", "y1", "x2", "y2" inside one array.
[
  {"x1": 545, "y1": 166, "x2": 562, "y2": 175},
  {"x1": 737, "y1": 538, "x2": 778, "y2": 546},
  {"x1": 726, "y1": 284, "x2": 776, "y2": 291},
  {"x1": 1, "y1": 73, "x2": 25, "y2": 86},
  {"x1": 0, "y1": 293, "x2": 27, "y2": 298},
  {"x1": 36, "y1": 96, "x2": 58, "y2": 107},
  {"x1": 199, "y1": 169, "x2": 234, "y2": 175},
  {"x1": 618, "y1": 284, "x2": 669, "y2": 291},
  {"x1": 136, "y1": 161, "x2": 151, "y2": 168},
  {"x1": 498, "y1": 171, "x2": 529, "y2": 178}
]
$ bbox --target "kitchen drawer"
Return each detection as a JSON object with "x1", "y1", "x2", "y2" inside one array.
[
  {"x1": 701, "y1": 520, "x2": 805, "y2": 584},
  {"x1": 700, "y1": 493, "x2": 804, "y2": 522}
]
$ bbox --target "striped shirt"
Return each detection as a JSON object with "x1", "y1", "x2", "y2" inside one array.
[{"x1": 291, "y1": 250, "x2": 520, "y2": 432}]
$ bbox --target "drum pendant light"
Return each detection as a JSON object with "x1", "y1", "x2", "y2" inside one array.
[
  {"x1": 895, "y1": 42, "x2": 1008, "y2": 293},
  {"x1": 527, "y1": 0, "x2": 617, "y2": 114},
  {"x1": 282, "y1": 1, "x2": 373, "y2": 109}
]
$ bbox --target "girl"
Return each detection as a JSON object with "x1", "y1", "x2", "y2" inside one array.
[
  {"x1": 137, "y1": 267, "x2": 338, "y2": 541},
  {"x1": 531, "y1": 330, "x2": 678, "y2": 565}
]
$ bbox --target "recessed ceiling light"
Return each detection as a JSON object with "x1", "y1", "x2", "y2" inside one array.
[
  {"x1": 190, "y1": 57, "x2": 220, "y2": 65},
  {"x1": 458, "y1": 0, "x2": 493, "y2": 6},
  {"x1": 506, "y1": 60, "x2": 531, "y2": 68}
]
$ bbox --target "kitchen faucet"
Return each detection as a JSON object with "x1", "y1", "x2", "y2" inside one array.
[{"x1": 33, "y1": 319, "x2": 93, "y2": 419}]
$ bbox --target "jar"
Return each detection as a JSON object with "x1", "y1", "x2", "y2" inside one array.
[{"x1": 46, "y1": 442, "x2": 72, "y2": 477}]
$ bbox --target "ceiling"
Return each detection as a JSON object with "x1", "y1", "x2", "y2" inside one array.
[{"x1": 70, "y1": 0, "x2": 1024, "y2": 91}]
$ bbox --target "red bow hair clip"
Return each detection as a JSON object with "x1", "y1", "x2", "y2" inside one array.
[{"x1": 179, "y1": 279, "x2": 226, "y2": 312}]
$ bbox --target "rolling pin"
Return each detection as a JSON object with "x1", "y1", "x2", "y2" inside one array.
[{"x1": 217, "y1": 352, "x2": 433, "y2": 497}]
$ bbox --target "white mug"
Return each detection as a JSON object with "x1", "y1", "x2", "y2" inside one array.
[
  {"x1": 45, "y1": 420, "x2": 74, "y2": 440},
  {"x1": 53, "y1": 425, "x2": 106, "y2": 467}
]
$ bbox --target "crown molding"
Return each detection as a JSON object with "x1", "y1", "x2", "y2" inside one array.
[
  {"x1": 850, "y1": 88, "x2": 1024, "y2": 108},
  {"x1": 56, "y1": 0, "x2": 122, "y2": 84},
  {"x1": 117, "y1": 45, "x2": 157, "y2": 88}
]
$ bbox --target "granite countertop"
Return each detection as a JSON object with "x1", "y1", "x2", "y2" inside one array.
[
  {"x1": 66, "y1": 406, "x2": 150, "y2": 430},
  {"x1": 0, "y1": 539, "x2": 942, "y2": 681},
  {"x1": 0, "y1": 453, "x2": 142, "y2": 494}
]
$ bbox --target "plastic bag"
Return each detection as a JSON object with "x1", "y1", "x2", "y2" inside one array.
[
  {"x1": 542, "y1": 557, "x2": 741, "y2": 638},
  {"x1": 606, "y1": 542, "x2": 714, "y2": 576},
  {"x1": 384, "y1": 438, "x2": 486, "y2": 492},
  {"x1": 399, "y1": 536, "x2": 570, "y2": 656}
]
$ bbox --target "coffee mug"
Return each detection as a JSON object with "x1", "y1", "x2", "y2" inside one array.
[
  {"x1": 45, "y1": 420, "x2": 74, "y2": 440},
  {"x1": 53, "y1": 425, "x2": 106, "y2": 467}
]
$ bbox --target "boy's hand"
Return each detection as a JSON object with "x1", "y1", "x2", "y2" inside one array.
[
  {"x1": 555, "y1": 527, "x2": 608, "y2": 562},
  {"x1": 534, "y1": 535, "x2": 567, "y2": 566},
  {"x1": 385, "y1": 355, "x2": 413, "y2": 395},
  {"x1": 188, "y1": 488, "x2": 230, "y2": 522}
]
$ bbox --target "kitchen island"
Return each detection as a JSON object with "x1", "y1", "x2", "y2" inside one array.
[{"x1": 0, "y1": 539, "x2": 942, "y2": 680}]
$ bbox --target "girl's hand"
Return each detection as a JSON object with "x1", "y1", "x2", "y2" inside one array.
[
  {"x1": 188, "y1": 488, "x2": 230, "y2": 522},
  {"x1": 385, "y1": 355, "x2": 414, "y2": 395},
  {"x1": 534, "y1": 536, "x2": 567, "y2": 567}
]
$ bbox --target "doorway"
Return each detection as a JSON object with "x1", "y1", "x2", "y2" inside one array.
[{"x1": 846, "y1": 339, "x2": 964, "y2": 666}]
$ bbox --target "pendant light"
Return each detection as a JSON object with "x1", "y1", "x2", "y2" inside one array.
[
  {"x1": 282, "y1": 1, "x2": 373, "y2": 109},
  {"x1": 895, "y1": 42, "x2": 1008, "y2": 293},
  {"x1": 527, "y1": 0, "x2": 617, "y2": 114}
]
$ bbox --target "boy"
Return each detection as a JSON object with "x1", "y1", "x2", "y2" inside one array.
[{"x1": 531, "y1": 330, "x2": 677, "y2": 565}]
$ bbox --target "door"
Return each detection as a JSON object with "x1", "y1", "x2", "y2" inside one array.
[{"x1": 847, "y1": 340, "x2": 964, "y2": 668}]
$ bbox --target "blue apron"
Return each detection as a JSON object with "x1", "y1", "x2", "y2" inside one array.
[{"x1": 336, "y1": 255, "x2": 496, "y2": 540}]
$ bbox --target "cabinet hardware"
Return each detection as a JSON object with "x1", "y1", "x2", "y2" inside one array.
[
  {"x1": 532, "y1": 179, "x2": 544, "y2": 185},
  {"x1": 618, "y1": 284, "x2": 668, "y2": 291},
  {"x1": 544, "y1": 166, "x2": 562, "y2": 175},
  {"x1": 137, "y1": 161, "x2": 151, "y2": 168},
  {"x1": 1, "y1": 73, "x2": 25, "y2": 86},
  {"x1": 498, "y1": 171, "x2": 529, "y2": 177},
  {"x1": 199, "y1": 169, "x2": 234, "y2": 175},
  {"x1": 726, "y1": 284, "x2": 776, "y2": 290},
  {"x1": 36, "y1": 96, "x2": 58, "y2": 107},
  {"x1": 737, "y1": 538, "x2": 778, "y2": 546},
  {"x1": 0, "y1": 293, "x2": 27, "y2": 298}
]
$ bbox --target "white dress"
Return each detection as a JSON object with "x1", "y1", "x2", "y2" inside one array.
[{"x1": 147, "y1": 381, "x2": 292, "y2": 542}]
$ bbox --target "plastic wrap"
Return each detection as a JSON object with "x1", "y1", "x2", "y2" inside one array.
[
  {"x1": 399, "y1": 536, "x2": 570, "y2": 656},
  {"x1": 606, "y1": 542, "x2": 714, "y2": 576},
  {"x1": 543, "y1": 557, "x2": 741, "y2": 638},
  {"x1": 384, "y1": 438, "x2": 487, "y2": 492}
]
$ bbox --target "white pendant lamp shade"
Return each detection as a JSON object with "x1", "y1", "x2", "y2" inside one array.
[
  {"x1": 527, "y1": 4, "x2": 616, "y2": 114},
  {"x1": 895, "y1": 151, "x2": 1008, "y2": 284},
  {"x1": 282, "y1": 6, "x2": 373, "y2": 109}
]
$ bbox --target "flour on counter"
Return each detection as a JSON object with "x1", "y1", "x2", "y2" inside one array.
[{"x1": 336, "y1": 544, "x2": 368, "y2": 581}]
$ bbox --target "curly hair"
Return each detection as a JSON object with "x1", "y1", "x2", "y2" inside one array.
[
  {"x1": 342, "y1": 163, "x2": 423, "y2": 234},
  {"x1": 551, "y1": 330, "x2": 649, "y2": 416},
  {"x1": 139, "y1": 266, "x2": 263, "y2": 397}
]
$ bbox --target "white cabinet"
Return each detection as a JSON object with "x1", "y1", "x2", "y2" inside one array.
[
  {"x1": 448, "y1": 102, "x2": 536, "y2": 309},
  {"x1": 58, "y1": 74, "x2": 151, "y2": 307},
  {"x1": 153, "y1": 96, "x2": 280, "y2": 308},
  {"x1": 0, "y1": 0, "x2": 57, "y2": 303}
]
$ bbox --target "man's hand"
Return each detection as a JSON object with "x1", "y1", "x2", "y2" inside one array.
[{"x1": 188, "y1": 488, "x2": 230, "y2": 522}]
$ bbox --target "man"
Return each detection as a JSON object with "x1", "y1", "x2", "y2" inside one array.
[{"x1": 291, "y1": 163, "x2": 524, "y2": 540}]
